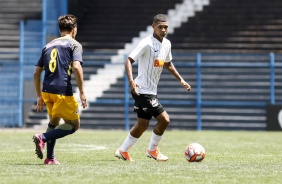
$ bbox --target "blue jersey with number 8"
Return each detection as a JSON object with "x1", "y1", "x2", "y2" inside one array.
[{"x1": 36, "y1": 35, "x2": 83, "y2": 96}]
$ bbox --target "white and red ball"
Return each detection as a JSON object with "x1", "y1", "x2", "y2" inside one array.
[{"x1": 185, "y1": 143, "x2": 205, "y2": 162}]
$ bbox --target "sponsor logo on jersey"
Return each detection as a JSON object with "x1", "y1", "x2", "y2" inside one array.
[
  {"x1": 46, "y1": 40, "x2": 68, "y2": 49},
  {"x1": 154, "y1": 59, "x2": 164, "y2": 67}
]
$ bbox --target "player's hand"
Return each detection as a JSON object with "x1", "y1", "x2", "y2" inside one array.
[
  {"x1": 80, "y1": 92, "x2": 87, "y2": 108},
  {"x1": 180, "y1": 79, "x2": 191, "y2": 92},
  {"x1": 36, "y1": 97, "x2": 44, "y2": 112},
  {"x1": 130, "y1": 80, "x2": 141, "y2": 96}
]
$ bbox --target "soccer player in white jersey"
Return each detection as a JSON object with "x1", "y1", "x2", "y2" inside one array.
[{"x1": 115, "y1": 14, "x2": 191, "y2": 161}]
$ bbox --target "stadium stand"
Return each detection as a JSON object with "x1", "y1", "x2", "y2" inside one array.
[
  {"x1": 168, "y1": 0, "x2": 282, "y2": 53},
  {"x1": 165, "y1": 0, "x2": 282, "y2": 129},
  {"x1": 0, "y1": 0, "x2": 41, "y2": 127},
  {"x1": 24, "y1": 0, "x2": 282, "y2": 130},
  {"x1": 79, "y1": 54, "x2": 275, "y2": 131},
  {"x1": 72, "y1": 0, "x2": 281, "y2": 130},
  {"x1": 0, "y1": 0, "x2": 41, "y2": 61},
  {"x1": 25, "y1": 0, "x2": 189, "y2": 128},
  {"x1": 74, "y1": 0, "x2": 184, "y2": 51}
]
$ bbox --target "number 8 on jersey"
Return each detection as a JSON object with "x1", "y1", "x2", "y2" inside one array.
[{"x1": 49, "y1": 48, "x2": 57, "y2": 73}]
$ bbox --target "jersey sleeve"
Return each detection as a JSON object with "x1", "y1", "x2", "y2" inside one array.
[
  {"x1": 73, "y1": 42, "x2": 83, "y2": 64},
  {"x1": 128, "y1": 40, "x2": 148, "y2": 62},
  {"x1": 165, "y1": 47, "x2": 172, "y2": 62},
  {"x1": 165, "y1": 42, "x2": 172, "y2": 62}
]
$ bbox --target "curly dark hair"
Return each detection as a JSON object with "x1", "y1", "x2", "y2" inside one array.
[{"x1": 58, "y1": 14, "x2": 77, "y2": 32}]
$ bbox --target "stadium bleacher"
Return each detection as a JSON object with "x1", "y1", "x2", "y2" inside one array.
[
  {"x1": 25, "y1": 0, "x2": 187, "y2": 128},
  {"x1": 3, "y1": 0, "x2": 281, "y2": 130},
  {"x1": 74, "y1": 0, "x2": 184, "y2": 51},
  {"x1": 168, "y1": 0, "x2": 282, "y2": 53},
  {"x1": 0, "y1": 0, "x2": 41, "y2": 61},
  {"x1": 70, "y1": 0, "x2": 281, "y2": 130},
  {"x1": 69, "y1": 0, "x2": 280, "y2": 130},
  {"x1": 0, "y1": 0, "x2": 41, "y2": 127}
]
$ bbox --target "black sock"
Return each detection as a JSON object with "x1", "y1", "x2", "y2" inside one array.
[
  {"x1": 46, "y1": 122, "x2": 56, "y2": 159},
  {"x1": 43, "y1": 123, "x2": 76, "y2": 141}
]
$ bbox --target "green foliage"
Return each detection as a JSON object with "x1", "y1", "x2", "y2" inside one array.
[{"x1": 0, "y1": 129, "x2": 282, "y2": 184}]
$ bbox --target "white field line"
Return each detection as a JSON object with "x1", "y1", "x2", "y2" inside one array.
[{"x1": 0, "y1": 144, "x2": 106, "y2": 152}]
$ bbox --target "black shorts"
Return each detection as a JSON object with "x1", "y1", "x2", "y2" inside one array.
[{"x1": 131, "y1": 92, "x2": 165, "y2": 120}]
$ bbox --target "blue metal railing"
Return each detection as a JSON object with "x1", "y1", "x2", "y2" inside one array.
[
  {"x1": 19, "y1": 21, "x2": 24, "y2": 127},
  {"x1": 76, "y1": 53, "x2": 280, "y2": 131},
  {"x1": 126, "y1": 53, "x2": 278, "y2": 131},
  {"x1": 42, "y1": 0, "x2": 68, "y2": 46},
  {"x1": 124, "y1": 55, "x2": 130, "y2": 131},
  {"x1": 3, "y1": 0, "x2": 279, "y2": 129},
  {"x1": 42, "y1": 0, "x2": 47, "y2": 47},
  {"x1": 1, "y1": 52, "x2": 281, "y2": 128},
  {"x1": 270, "y1": 53, "x2": 275, "y2": 104},
  {"x1": 196, "y1": 53, "x2": 202, "y2": 131},
  {"x1": 5, "y1": 0, "x2": 68, "y2": 127}
]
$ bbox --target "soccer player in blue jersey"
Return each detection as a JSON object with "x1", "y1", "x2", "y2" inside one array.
[{"x1": 32, "y1": 14, "x2": 87, "y2": 164}]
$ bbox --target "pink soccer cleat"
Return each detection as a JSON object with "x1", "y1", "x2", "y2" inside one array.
[
  {"x1": 32, "y1": 134, "x2": 45, "y2": 159},
  {"x1": 44, "y1": 158, "x2": 60, "y2": 165}
]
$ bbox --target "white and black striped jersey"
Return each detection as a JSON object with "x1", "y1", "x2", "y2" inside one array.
[{"x1": 129, "y1": 34, "x2": 172, "y2": 95}]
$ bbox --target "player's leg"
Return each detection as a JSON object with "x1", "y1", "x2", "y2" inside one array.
[
  {"x1": 38, "y1": 118, "x2": 78, "y2": 165},
  {"x1": 152, "y1": 111, "x2": 170, "y2": 136},
  {"x1": 149, "y1": 111, "x2": 170, "y2": 150},
  {"x1": 130, "y1": 117, "x2": 150, "y2": 138},
  {"x1": 44, "y1": 116, "x2": 60, "y2": 164},
  {"x1": 33, "y1": 94, "x2": 79, "y2": 163},
  {"x1": 41, "y1": 118, "x2": 78, "y2": 150},
  {"x1": 40, "y1": 95, "x2": 79, "y2": 152},
  {"x1": 33, "y1": 93, "x2": 53, "y2": 160},
  {"x1": 32, "y1": 101, "x2": 63, "y2": 164},
  {"x1": 115, "y1": 100, "x2": 152, "y2": 161},
  {"x1": 146, "y1": 102, "x2": 170, "y2": 161},
  {"x1": 115, "y1": 117, "x2": 150, "y2": 161},
  {"x1": 37, "y1": 119, "x2": 78, "y2": 165},
  {"x1": 42, "y1": 119, "x2": 78, "y2": 141}
]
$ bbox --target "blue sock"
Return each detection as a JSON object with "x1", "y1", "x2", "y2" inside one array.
[
  {"x1": 43, "y1": 123, "x2": 76, "y2": 141},
  {"x1": 46, "y1": 123, "x2": 56, "y2": 159}
]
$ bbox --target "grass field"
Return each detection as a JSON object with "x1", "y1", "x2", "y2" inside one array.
[{"x1": 0, "y1": 129, "x2": 281, "y2": 184}]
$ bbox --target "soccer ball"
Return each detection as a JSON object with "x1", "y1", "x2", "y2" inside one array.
[{"x1": 185, "y1": 143, "x2": 205, "y2": 162}]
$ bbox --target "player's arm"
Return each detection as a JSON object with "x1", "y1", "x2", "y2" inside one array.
[
  {"x1": 33, "y1": 66, "x2": 44, "y2": 112},
  {"x1": 125, "y1": 57, "x2": 140, "y2": 95},
  {"x1": 72, "y1": 61, "x2": 87, "y2": 108},
  {"x1": 163, "y1": 62, "x2": 191, "y2": 92}
]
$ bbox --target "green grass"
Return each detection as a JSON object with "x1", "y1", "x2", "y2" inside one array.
[{"x1": 0, "y1": 129, "x2": 282, "y2": 184}]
